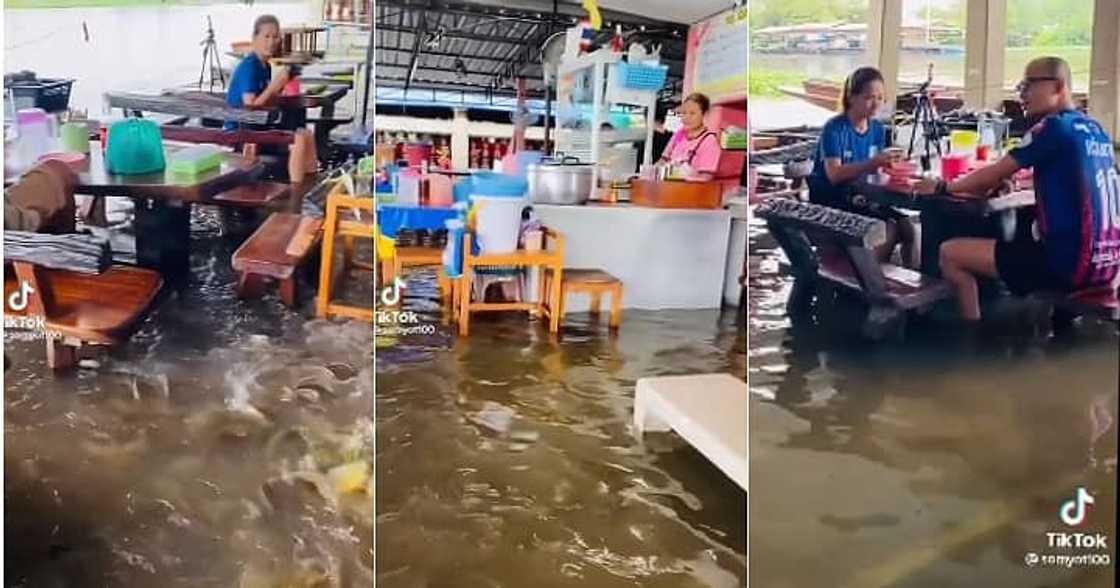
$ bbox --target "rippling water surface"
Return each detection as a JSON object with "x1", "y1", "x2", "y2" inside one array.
[
  {"x1": 748, "y1": 212, "x2": 1117, "y2": 588},
  {"x1": 375, "y1": 270, "x2": 747, "y2": 587},
  {"x1": 5, "y1": 208, "x2": 374, "y2": 587}
]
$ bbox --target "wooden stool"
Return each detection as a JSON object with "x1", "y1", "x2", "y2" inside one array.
[
  {"x1": 231, "y1": 213, "x2": 323, "y2": 307},
  {"x1": 393, "y1": 245, "x2": 457, "y2": 308},
  {"x1": 558, "y1": 269, "x2": 622, "y2": 330},
  {"x1": 316, "y1": 183, "x2": 375, "y2": 322}
]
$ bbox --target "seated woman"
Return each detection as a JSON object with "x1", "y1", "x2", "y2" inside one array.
[
  {"x1": 807, "y1": 66, "x2": 915, "y2": 266},
  {"x1": 226, "y1": 14, "x2": 315, "y2": 179},
  {"x1": 658, "y1": 93, "x2": 722, "y2": 181},
  {"x1": 226, "y1": 14, "x2": 290, "y2": 128}
]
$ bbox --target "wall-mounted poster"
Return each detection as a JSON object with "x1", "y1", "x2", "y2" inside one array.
[{"x1": 684, "y1": 5, "x2": 749, "y2": 104}]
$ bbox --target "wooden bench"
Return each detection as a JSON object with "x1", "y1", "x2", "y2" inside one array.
[
  {"x1": 3, "y1": 232, "x2": 163, "y2": 370},
  {"x1": 158, "y1": 125, "x2": 295, "y2": 147},
  {"x1": 213, "y1": 182, "x2": 291, "y2": 208},
  {"x1": 231, "y1": 213, "x2": 323, "y2": 307},
  {"x1": 756, "y1": 197, "x2": 954, "y2": 340},
  {"x1": 633, "y1": 373, "x2": 748, "y2": 491}
]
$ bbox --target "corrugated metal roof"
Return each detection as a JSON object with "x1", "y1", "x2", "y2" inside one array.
[{"x1": 376, "y1": 0, "x2": 688, "y2": 98}]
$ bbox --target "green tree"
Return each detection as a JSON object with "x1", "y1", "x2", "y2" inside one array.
[
  {"x1": 752, "y1": 0, "x2": 1092, "y2": 47},
  {"x1": 751, "y1": 0, "x2": 869, "y2": 30}
]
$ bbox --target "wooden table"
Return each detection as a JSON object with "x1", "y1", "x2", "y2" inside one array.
[
  {"x1": 73, "y1": 141, "x2": 263, "y2": 271},
  {"x1": 105, "y1": 84, "x2": 351, "y2": 154},
  {"x1": 855, "y1": 179, "x2": 1036, "y2": 277}
]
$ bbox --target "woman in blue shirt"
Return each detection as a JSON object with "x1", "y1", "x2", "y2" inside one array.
[
  {"x1": 808, "y1": 67, "x2": 915, "y2": 265},
  {"x1": 226, "y1": 14, "x2": 316, "y2": 178},
  {"x1": 226, "y1": 15, "x2": 290, "y2": 128}
]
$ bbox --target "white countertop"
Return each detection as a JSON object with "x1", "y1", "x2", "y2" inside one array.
[{"x1": 534, "y1": 203, "x2": 734, "y2": 311}]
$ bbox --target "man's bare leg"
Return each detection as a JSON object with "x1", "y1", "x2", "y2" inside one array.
[{"x1": 939, "y1": 238, "x2": 999, "y2": 321}]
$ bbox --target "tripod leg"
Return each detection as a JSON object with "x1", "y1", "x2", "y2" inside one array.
[{"x1": 199, "y1": 46, "x2": 208, "y2": 88}]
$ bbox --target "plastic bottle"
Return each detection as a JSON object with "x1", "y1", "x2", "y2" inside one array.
[
  {"x1": 16, "y1": 108, "x2": 51, "y2": 164},
  {"x1": 977, "y1": 113, "x2": 995, "y2": 161}
]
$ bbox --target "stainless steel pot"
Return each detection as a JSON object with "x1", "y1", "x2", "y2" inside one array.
[{"x1": 527, "y1": 157, "x2": 594, "y2": 205}]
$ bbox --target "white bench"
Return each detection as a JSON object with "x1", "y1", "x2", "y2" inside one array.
[{"x1": 633, "y1": 373, "x2": 748, "y2": 490}]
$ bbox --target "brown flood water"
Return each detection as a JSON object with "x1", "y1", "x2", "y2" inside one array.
[
  {"x1": 375, "y1": 269, "x2": 747, "y2": 587},
  {"x1": 4, "y1": 208, "x2": 374, "y2": 587},
  {"x1": 748, "y1": 215, "x2": 1118, "y2": 588}
]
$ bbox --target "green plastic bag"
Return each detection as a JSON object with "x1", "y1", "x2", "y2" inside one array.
[{"x1": 105, "y1": 119, "x2": 165, "y2": 175}]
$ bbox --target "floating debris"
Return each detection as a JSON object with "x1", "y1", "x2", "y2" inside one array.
[
  {"x1": 471, "y1": 402, "x2": 515, "y2": 435},
  {"x1": 327, "y1": 461, "x2": 371, "y2": 495}
]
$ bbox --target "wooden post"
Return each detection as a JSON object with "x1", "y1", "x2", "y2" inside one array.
[
  {"x1": 964, "y1": 0, "x2": 1008, "y2": 110},
  {"x1": 866, "y1": 0, "x2": 903, "y2": 111},
  {"x1": 1091, "y1": 0, "x2": 1120, "y2": 141}
]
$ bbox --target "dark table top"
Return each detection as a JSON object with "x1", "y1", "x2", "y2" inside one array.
[
  {"x1": 73, "y1": 141, "x2": 264, "y2": 203},
  {"x1": 105, "y1": 84, "x2": 350, "y2": 122},
  {"x1": 855, "y1": 178, "x2": 1036, "y2": 217}
]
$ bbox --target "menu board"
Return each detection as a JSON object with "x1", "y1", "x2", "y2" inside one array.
[{"x1": 684, "y1": 6, "x2": 749, "y2": 104}]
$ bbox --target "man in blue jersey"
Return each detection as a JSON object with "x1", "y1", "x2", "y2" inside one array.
[{"x1": 916, "y1": 57, "x2": 1120, "y2": 322}]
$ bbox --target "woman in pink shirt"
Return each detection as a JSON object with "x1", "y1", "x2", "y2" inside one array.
[{"x1": 658, "y1": 93, "x2": 722, "y2": 181}]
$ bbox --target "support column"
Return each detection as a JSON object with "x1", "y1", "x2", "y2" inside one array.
[
  {"x1": 866, "y1": 0, "x2": 903, "y2": 110},
  {"x1": 964, "y1": 0, "x2": 1007, "y2": 110},
  {"x1": 512, "y1": 78, "x2": 527, "y2": 153},
  {"x1": 1090, "y1": 0, "x2": 1120, "y2": 141},
  {"x1": 451, "y1": 109, "x2": 470, "y2": 170}
]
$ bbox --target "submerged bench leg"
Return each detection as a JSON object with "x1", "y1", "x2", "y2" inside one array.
[
  {"x1": 46, "y1": 338, "x2": 77, "y2": 371},
  {"x1": 237, "y1": 273, "x2": 267, "y2": 300},
  {"x1": 278, "y1": 277, "x2": 298, "y2": 308}
]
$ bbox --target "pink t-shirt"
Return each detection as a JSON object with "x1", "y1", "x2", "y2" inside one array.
[{"x1": 660, "y1": 128, "x2": 722, "y2": 174}]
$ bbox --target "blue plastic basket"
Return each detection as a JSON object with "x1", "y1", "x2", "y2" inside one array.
[
  {"x1": 471, "y1": 171, "x2": 528, "y2": 197},
  {"x1": 618, "y1": 62, "x2": 668, "y2": 91}
]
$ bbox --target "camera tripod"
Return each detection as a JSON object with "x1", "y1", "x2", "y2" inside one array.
[
  {"x1": 905, "y1": 66, "x2": 946, "y2": 171},
  {"x1": 198, "y1": 16, "x2": 226, "y2": 92}
]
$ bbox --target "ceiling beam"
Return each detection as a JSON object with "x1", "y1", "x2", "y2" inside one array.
[
  {"x1": 404, "y1": 9, "x2": 428, "y2": 95},
  {"x1": 376, "y1": 45, "x2": 512, "y2": 63},
  {"x1": 378, "y1": 75, "x2": 546, "y2": 96},
  {"x1": 377, "y1": 23, "x2": 536, "y2": 46},
  {"x1": 381, "y1": 63, "x2": 545, "y2": 80}
]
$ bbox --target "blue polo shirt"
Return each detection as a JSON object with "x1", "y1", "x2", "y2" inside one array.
[
  {"x1": 808, "y1": 115, "x2": 887, "y2": 208},
  {"x1": 1010, "y1": 110, "x2": 1120, "y2": 288},
  {"x1": 225, "y1": 53, "x2": 270, "y2": 130}
]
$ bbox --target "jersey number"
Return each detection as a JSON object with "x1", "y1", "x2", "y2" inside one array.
[{"x1": 1096, "y1": 167, "x2": 1120, "y2": 233}]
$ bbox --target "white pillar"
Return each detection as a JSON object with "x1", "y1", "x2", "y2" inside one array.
[
  {"x1": 964, "y1": 0, "x2": 1007, "y2": 110},
  {"x1": 866, "y1": 0, "x2": 904, "y2": 109},
  {"x1": 451, "y1": 109, "x2": 470, "y2": 170},
  {"x1": 309, "y1": 0, "x2": 325, "y2": 25},
  {"x1": 1090, "y1": 0, "x2": 1120, "y2": 141}
]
